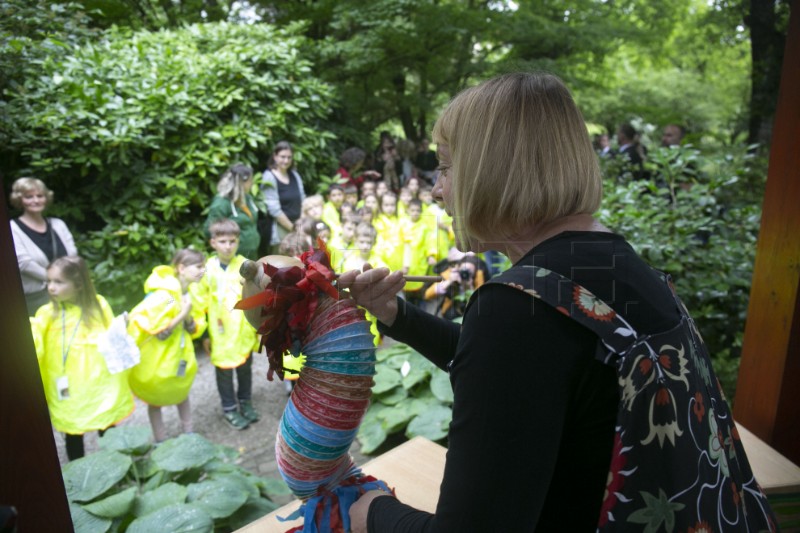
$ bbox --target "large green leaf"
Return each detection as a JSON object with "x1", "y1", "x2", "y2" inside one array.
[
  {"x1": 151, "y1": 433, "x2": 217, "y2": 472},
  {"x1": 406, "y1": 405, "x2": 452, "y2": 442},
  {"x1": 378, "y1": 404, "x2": 417, "y2": 433},
  {"x1": 372, "y1": 365, "x2": 402, "y2": 394},
  {"x1": 376, "y1": 386, "x2": 408, "y2": 406},
  {"x1": 254, "y1": 476, "x2": 292, "y2": 499},
  {"x1": 63, "y1": 451, "x2": 132, "y2": 503},
  {"x1": 126, "y1": 503, "x2": 213, "y2": 533},
  {"x1": 429, "y1": 369, "x2": 454, "y2": 404},
  {"x1": 208, "y1": 471, "x2": 259, "y2": 499},
  {"x1": 186, "y1": 478, "x2": 249, "y2": 519},
  {"x1": 82, "y1": 486, "x2": 137, "y2": 518},
  {"x1": 357, "y1": 419, "x2": 388, "y2": 455},
  {"x1": 133, "y1": 482, "x2": 187, "y2": 517},
  {"x1": 98, "y1": 426, "x2": 152, "y2": 455},
  {"x1": 227, "y1": 496, "x2": 279, "y2": 531},
  {"x1": 69, "y1": 502, "x2": 112, "y2": 533}
]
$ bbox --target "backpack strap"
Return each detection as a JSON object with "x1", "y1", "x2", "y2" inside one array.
[{"x1": 486, "y1": 265, "x2": 641, "y2": 363}]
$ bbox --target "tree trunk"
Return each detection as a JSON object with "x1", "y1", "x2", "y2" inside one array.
[{"x1": 746, "y1": 0, "x2": 787, "y2": 146}]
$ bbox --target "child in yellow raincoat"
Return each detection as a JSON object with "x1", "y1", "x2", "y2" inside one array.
[
  {"x1": 128, "y1": 249, "x2": 207, "y2": 442},
  {"x1": 373, "y1": 192, "x2": 408, "y2": 274},
  {"x1": 31, "y1": 256, "x2": 134, "y2": 460},
  {"x1": 193, "y1": 219, "x2": 260, "y2": 430}
]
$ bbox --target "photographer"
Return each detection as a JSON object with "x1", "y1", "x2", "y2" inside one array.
[{"x1": 425, "y1": 248, "x2": 488, "y2": 319}]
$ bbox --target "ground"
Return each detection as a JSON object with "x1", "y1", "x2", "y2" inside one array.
[{"x1": 53, "y1": 346, "x2": 371, "y2": 508}]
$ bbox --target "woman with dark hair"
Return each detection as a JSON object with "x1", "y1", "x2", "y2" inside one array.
[
  {"x1": 260, "y1": 141, "x2": 306, "y2": 255},
  {"x1": 204, "y1": 163, "x2": 260, "y2": 260},
  {"x1": 336, "y1": 147, "x2": 381, "y2": 189},
  {"x1": 9, "y1": 177, "x2": 77, "y2": 315}
]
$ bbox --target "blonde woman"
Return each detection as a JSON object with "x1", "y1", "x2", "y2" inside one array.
[
  {"x1": 342, "y1": 73, "x2": 775, "y2": 532},
  {"x1": 9, "y1": 177, "x2": 77, "y2": 315},
  {"x1": 204, "y1": 163, "x2": 260, "y2": 260}
]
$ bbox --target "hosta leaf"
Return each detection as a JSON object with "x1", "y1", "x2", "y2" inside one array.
[
  {"x1": 63, "y1": 451, "x2": 132, "y2": 503},
  {"x1": 82, "y1": 486, "x2": 137, "y2": 518},
  {"x1": 429, "y1": 369, "x2": 454, "y2": 404},
  {"x1": 372, "y1": 365, "x2": 402, "y2": 394},
  {"x1": 69, "y1": 503, "x2": 112, "y2": 533},
  {"x1": 126, "y1": 503, "x2": 212, "y2": 533},
  {"x1": 98, "y1": 426, "x2": 152, "y2": 455},
  {"x1": 357, "y1": 419, "x2": 388, "y2": 455},
  {"x1": 151, "y1": 433, "x2": 216, "y2": 472},
  {"x1": 377, "y1": 386, "x2": 408, "y2": 406},
  {"x1": 134, "y1": 482, "x2": 187, "y2": 517},
  {"x1": 186, "y1": 478, "x2": 248, "y2": 519},
  {"x1": 406, "y1": 405, "x2": 452, "y2": 441},
  {"x1": 227, "y1": 496, "x2": 279, "y2": 530}
]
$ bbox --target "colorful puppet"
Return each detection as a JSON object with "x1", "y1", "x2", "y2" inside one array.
[{"x1": 237, "y1": 243, "x2": 391, "y2": 533}]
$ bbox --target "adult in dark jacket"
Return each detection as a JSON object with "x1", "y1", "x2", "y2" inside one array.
[{"x1": 340, "y1": 73, "x2": 775, "y2": 533}]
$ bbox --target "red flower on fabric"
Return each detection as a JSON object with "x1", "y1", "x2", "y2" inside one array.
[
  {"x1": 693, "y1": 392, "x2": 705, "y2": 423},
  {"x1": 598, "y1": 432, "x2": 628, "y2": 527},
  {"x1": 235, "y1": 239, "x2": 337, "y2": 380},
  {"x1": 573, "y1": 285, "x2": 616, "y2": 322},
  {"x1": 687, "y1": 520, "x2": 713, "y2": 533}
]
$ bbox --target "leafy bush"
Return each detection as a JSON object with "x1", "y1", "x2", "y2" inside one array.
[
  {"x1": 63, "y1": 426, "x2": 291, "y2": 533},
  {"x1": 357, "y1": 343, "x2": 453, "y2": 454},
  {"x1": 598, "y1": 144, "x2": 766, "y2": 400},
  {"x1": 2, "y1": 19, "x2": 338, "y2": 311}
]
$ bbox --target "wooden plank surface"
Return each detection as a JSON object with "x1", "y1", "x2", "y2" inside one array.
[
  {"x1": 237, "y1": 436, "x2": 446, "y2": 533},
  {"x1": 738, "y1": 424, "x2": 800, "y2": 495}
]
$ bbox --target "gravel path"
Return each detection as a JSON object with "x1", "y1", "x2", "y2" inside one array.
[{"x1": 53, "y1": 345, "x2": 371, "y2": 507}]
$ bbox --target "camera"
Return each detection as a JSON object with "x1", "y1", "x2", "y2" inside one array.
[{"x1": 458, "y1": 267, "x2": 471, "y2": 281}]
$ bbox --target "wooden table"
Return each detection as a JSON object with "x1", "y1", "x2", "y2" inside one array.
[
  {"x1": 738, "y1": 425, "x2": 800, "y2": 495},
  {"x1": 237, "y1": 436, "x2": 447, "y2": 533},
  {"x1": 238, "y1": 426, "x2": 800, "y2": 532}
]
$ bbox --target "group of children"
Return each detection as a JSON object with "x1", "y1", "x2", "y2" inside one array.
[
  {"x1": 30, "y1": 171, "x2": 467, "y2": 462},
  {"x1": 275, "y1": 177, "x2": 457, "y2": 307},
  {"x1": 31, "y1": 218, "x2": 264, "y2": 460}
]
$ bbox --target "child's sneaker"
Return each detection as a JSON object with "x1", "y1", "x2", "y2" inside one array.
[
  {"x1": 240, "y1": 401, "x2": 260, "y2": 423},
  {"x1": 223, "y1": 410, "x2": 250, "y2": 430}
]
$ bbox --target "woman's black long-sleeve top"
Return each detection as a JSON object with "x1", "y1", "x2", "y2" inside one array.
[{"x1": 367, "y1": 231, "x2": 681, "y2": 532}]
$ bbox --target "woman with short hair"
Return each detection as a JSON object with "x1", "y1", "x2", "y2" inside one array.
[
  {"x1": 9, "y1": 177, "x2": 77, "y2": 315},
  {"x1": 342, "y1": 73, "x2": 774, "y2": 532}
]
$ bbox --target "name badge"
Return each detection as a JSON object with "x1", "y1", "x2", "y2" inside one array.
[
  {"x1": 56, "y1": 376, "x2": 70, "y2": 400},
  {"x1": 177, "y1": 359, "x2": 187, "y2": 377}
]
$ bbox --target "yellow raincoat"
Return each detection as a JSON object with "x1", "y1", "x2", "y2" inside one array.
[
  {"x1": 31, "y1": 297, "x2": 134, "y2": 435},
  {"x1": 192, "y1": 255, "x2": 258, "y2": 369},
  {"x1": 373, "y1": 213, "x2": 408, "y2": 272},
  {"x1": 128, "y1": 265, "x2": 206, "y2": 406},
  {"x1": 403, "y1": 214, "x2": 438, "y2": 292}
]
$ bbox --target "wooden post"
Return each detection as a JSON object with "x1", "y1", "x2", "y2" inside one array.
[
  {"x1": 734, "y1": 5, "x2": 800, "y2": 464},
  {"x1": 0, "y1": 180, "x2": 73, "y2": 531}
]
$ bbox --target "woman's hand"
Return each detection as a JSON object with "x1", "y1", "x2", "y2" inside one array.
[
  {"x1": 349, "y1": 490, "x2": 391, "y2": 533},
  {"x1": 338, "y1": 264, "x2": 405, "y2": 326}
]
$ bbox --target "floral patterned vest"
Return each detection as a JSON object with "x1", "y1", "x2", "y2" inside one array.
[{"x1": 488, "y1": 265, "x2": 777, "y2": 532}]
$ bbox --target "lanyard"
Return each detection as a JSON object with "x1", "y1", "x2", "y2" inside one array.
[{"x1": 61, "y1": 306, "x2": 82, "y2": 367}]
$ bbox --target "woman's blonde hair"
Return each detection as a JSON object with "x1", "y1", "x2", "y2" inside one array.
[
  {"x1": 216, "y1": 163, "x2": 253, "y2": 205},
  {"x1": 10, "y1": 177, "x2": 54, "y2": 210},
  {"x1": 431, "y1": 72, "x2": 601, "y2": 246}
]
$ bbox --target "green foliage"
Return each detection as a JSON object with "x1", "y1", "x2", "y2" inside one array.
[
  {"x1": 598, "y1": 144, "x2": 766, "y2": 400},
  {"x1": 265, "y1": 0, "x2": 493, "y2": 144},
  {"x1": 64, "y1": 427, "x2": 289, "y2": 533},
  {"x1": 2, "y1": 18, "x2": 337, "y2": 311},
  {"x1": 357, "y1": 343, "x2": 453, "y2": 454}
]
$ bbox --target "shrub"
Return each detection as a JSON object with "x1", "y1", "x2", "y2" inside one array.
[
  {"x1": 598, "y1": 144, "x2": 766, "y2": 400},
  {"x1": 2, "y1": 20, "x2": 338, "y2": 311}
]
